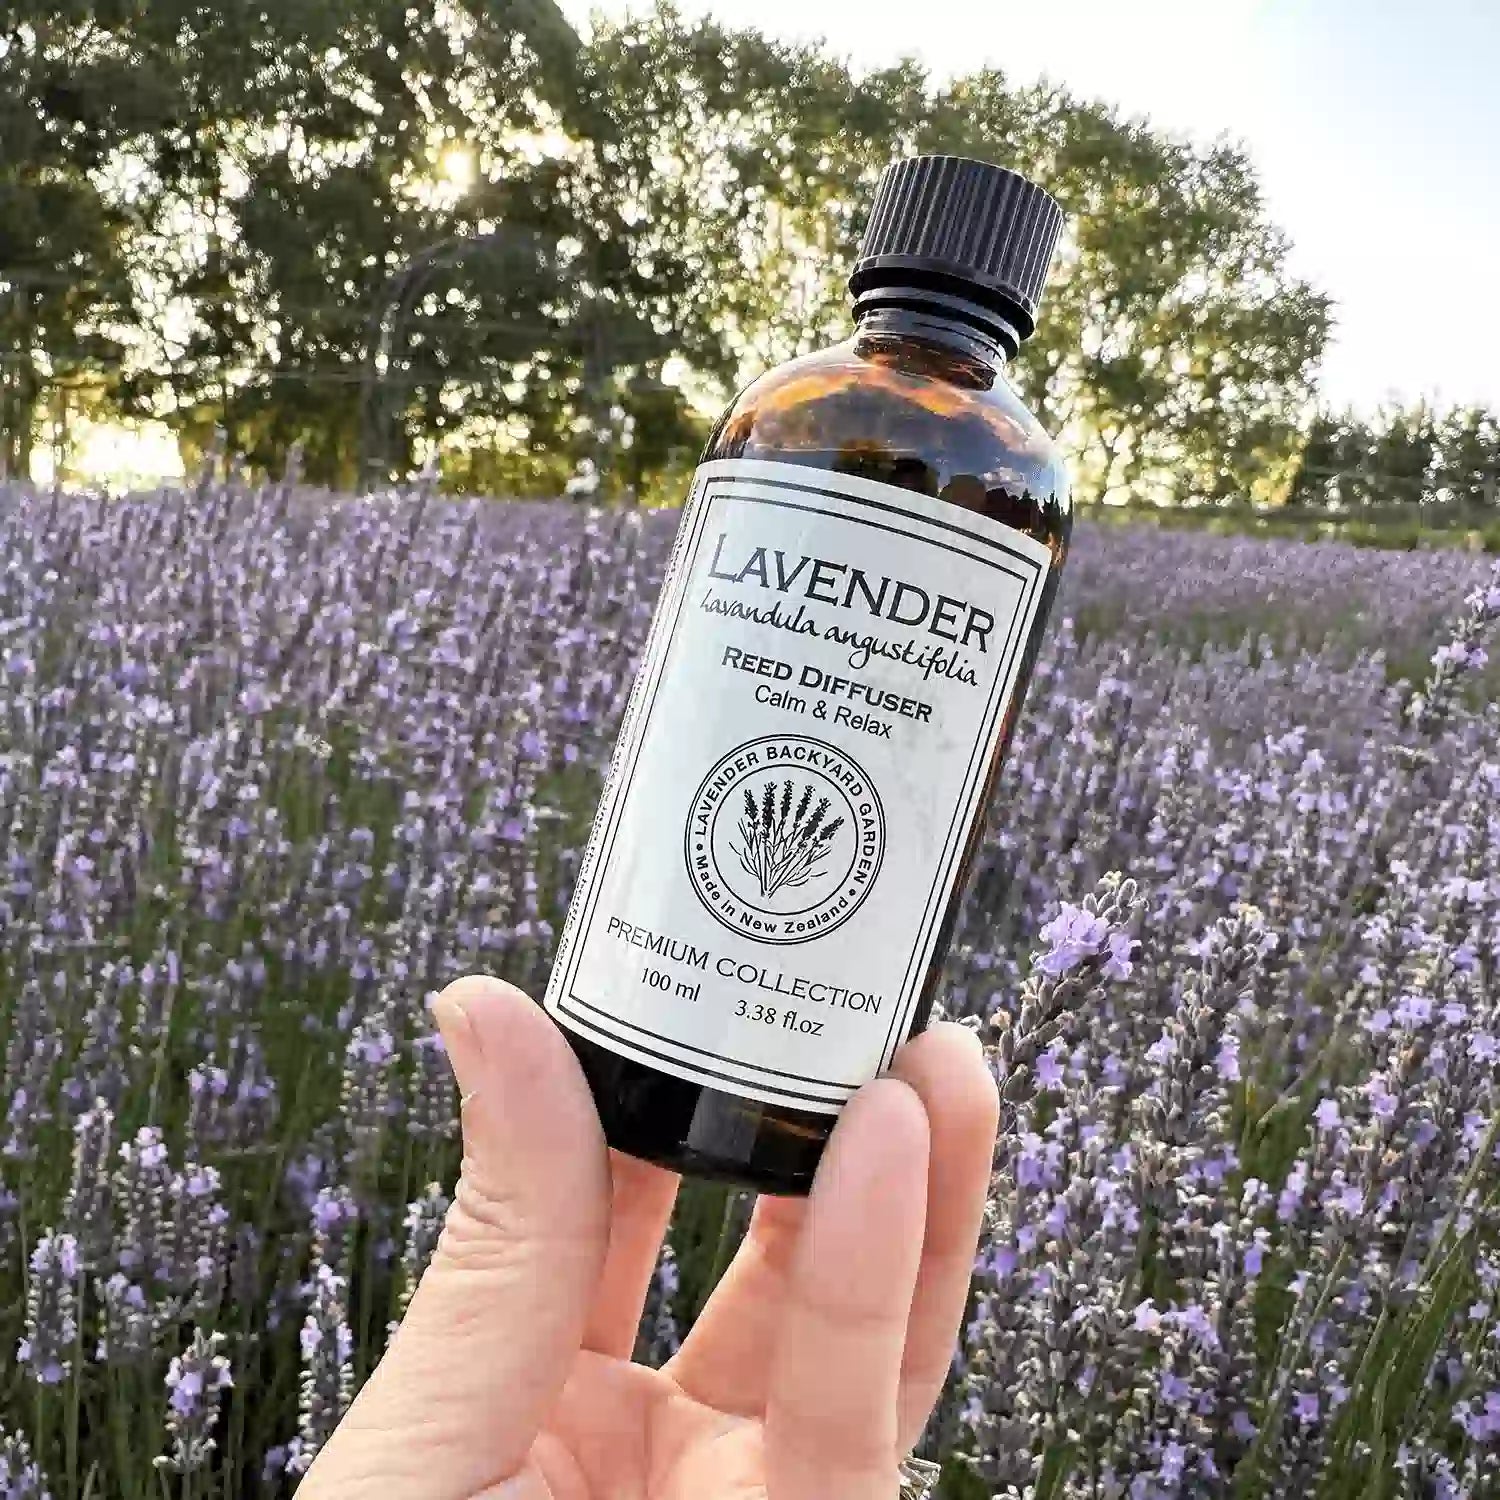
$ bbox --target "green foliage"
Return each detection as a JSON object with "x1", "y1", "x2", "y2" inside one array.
[
  {"x1": 1286, "y1": 403, "x2": 1500, "y2": 512},
  {"x1": 1081, "y1": 496, "x2": 1500, "y2": 553},
  {"x1": 939, "y1": 1459, "x2": 991, "y2": 1499},
  {"x1": 7, "y1": 0, "x2": 1493, "y2": 512},
  {"x1": 920, "y1": 76, "x2": 1332, "y2": 507},
  {"x1": 0, "y1": 4, "x2": 141, "y2": 476}
]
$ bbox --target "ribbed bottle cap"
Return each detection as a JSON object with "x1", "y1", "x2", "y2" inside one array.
[{"x1": 850, "y1": 155, "x2": 1064, "y2": 342}]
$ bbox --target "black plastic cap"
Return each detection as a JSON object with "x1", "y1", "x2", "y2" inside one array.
[{"x1": 850, "y1": 155, "x2": 1064, "y2": 342}]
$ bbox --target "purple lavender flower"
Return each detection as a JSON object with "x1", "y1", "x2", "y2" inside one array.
[
  {"x1": 0, "y1": 1429, "x2": 50, "y2": 1499},
  {"x1": 286, "y1": 1262, "x2": 354, "y2": 1475},
  {"x1": 5, "y1": 469, "x2": 1500, "y2": 1494},
  {"x1": 390, "y1": 1183, "x2": 448, "y2": 1331},
  {"x1": 1407, "y1": 556, "x2": 1500, "y2": 735},
  {"x1": 62, "y1": 1099, "x2": 114, "y2": 1262},
  {"x1": 2, "y1": 980, "x2": 61, "y2": 1162},
  {"x1": 341, "y1": 1013, "x2": 397, "y2": 1177},
  {"x1": 170, "y1": 1162, "x2": 229, "y2": 1316},
  {"x1": 113, "y1": 1126, "x2": 173, "y2": 1280},
  {"x1": 18, "y1": 1232, "x2": 79, "y2": 1385},
  {"x1": 1037, "y1": 903, "x2": 1111, "y2": 976},
  {"x1": 155, "y1": 1328, "x2": 233, "y2": 1474},
  {"x1": 983, "y1": 874, "x2": 1143, "y2": 1127},
  {"x1": 634, "y1": 1241, "x2": 683, "y2": 1369},
  {"x1": 407, "y1": 1027, "x2": 457, "y2": 1143},
  {"x1": 97, "y1": 1273, "x2": 153, "y2": 1364},
  {"x1": 310, "y1": 1184, "x2": 359, "y2": 1283}
]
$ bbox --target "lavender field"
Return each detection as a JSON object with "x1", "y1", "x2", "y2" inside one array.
[{"x1": 2, "y1": 470, "x2": 1499, "y2": 1499}]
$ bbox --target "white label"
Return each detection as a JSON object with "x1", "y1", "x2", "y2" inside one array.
[{"x1": 544, "y1": 458, "x2": 1050, "y2": 1113}]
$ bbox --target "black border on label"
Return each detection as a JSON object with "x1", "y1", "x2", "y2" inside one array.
[
  {"x1": 567, "y1": 990, "x2": 851, "y2": 1101},
  {"x1": 553, "y1": 468, "x2": 1046, "y2": 1110}
]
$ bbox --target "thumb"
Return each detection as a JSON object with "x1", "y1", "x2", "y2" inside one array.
[{"x1": 300, "y1": 977, "x2": 613, "y2": 1500}]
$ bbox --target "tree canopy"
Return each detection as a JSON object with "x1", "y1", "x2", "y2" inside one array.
[{"x1": 3, "y1": 0, "x2": 1492, "y2": 508}]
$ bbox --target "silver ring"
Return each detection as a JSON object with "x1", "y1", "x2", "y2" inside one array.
[{"x1": 898, "y1": 1455, "x2": 941, "y2": 1500}]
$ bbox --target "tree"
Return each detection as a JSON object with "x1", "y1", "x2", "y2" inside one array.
[
  {"x1": 1284, "y1": 410, "x2": 1376, "y2": 508},
  {"x1": 569, "y1": 28, "x2": 1335, "y2": 510},
  {"x1": 0, "y1": 7, "x2": 150, "y2": 475},
  {"x1": 22, "y1": 0, "x2": 1485, "y2": 515},
  {"x1": 100, "y1": 0, "x2": 589, "y2": 487},
  {"x1": 1286, "y1": 403, "x2": 1500, "y2": 513},
  {"x1": 911, "y1": 75, "x2": 1332, "y2": 506},
  {"x1": 1431, "y1": 405, "x2": 1500, "y2": 510},
  {"x1": 429, "y1": 5, "x2": 916, "y2": 494}
]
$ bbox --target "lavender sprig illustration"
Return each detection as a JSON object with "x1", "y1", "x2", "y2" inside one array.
[{"x1": 732, "y1": 781, "x2": 846, "y2": 899}]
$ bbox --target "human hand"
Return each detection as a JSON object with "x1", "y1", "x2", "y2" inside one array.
[{"x1": 299, "y1": 975, "x2": 1000, "y2": 1499}]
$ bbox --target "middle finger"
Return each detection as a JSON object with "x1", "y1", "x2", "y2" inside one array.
[
  {"x1": 581, "y1": 1150, "x2": 681, "y2": 1358},
  {"x1": 666, "y1": 1021, "x2": 996, "y2": 1430},
  {"x1": 663, "y1": 1189, "x2": 805, "y2": 1414}
]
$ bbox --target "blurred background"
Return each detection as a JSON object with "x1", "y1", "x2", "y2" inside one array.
[
  {"x1": 6, "y1": 8, "x2": 1500, "y2": 1499},
  {"x1": 4, "y1": 0, "x2": 1497, "y2": 540}
]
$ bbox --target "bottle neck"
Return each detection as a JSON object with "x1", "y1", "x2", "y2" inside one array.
[{"x1": 851, "y1": 286, "x2": 1018, "y2": 370}]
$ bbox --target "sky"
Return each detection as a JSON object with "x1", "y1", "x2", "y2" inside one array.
[{"x1": 561, "y1": 0, "x2": 1500, "y2": 416}]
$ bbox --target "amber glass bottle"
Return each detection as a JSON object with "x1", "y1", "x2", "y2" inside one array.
[{"x1": 543, "y1": 156, "x2": 1070, "y2": 1194}]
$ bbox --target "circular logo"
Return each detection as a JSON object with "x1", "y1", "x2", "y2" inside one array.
[{"x1": 683, "y1": 735, "x2": 886, "y2": 946}]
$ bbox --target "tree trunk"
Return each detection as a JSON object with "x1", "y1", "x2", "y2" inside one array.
[
  {"x1": 1093, "y1": 429, "x2": 1123, "y2": 505},
  {"x1": 1, "y1": 361, "x2": 41, "y2": 481}
]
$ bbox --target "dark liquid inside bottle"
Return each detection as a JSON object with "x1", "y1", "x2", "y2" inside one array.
[{"x1": 561, "y1": 299, "x2": 1070, "y2": 1194}]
